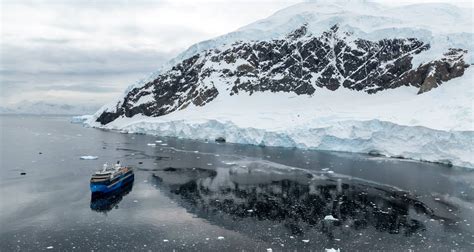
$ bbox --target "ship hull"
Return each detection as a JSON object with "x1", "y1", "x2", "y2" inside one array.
[{"x1": 90, "y1": 172, "x2": 134, "y2": 194}]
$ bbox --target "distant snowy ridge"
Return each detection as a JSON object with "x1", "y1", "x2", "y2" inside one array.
[{"x1": 1, "y1": 101, "x2": 100, "y2": 115}]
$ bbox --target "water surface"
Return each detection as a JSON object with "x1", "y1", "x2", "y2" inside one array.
[{"x1": 0, "y1": 115, "x2": 473, "y2": 251}]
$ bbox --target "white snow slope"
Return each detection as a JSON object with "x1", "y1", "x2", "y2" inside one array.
[{"x1": 86, "y1": 1, "x2": 474, "y2": 168}]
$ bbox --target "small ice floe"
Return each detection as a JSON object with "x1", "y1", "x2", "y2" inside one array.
[
  {"x1": 163, "y1": 239, "x2": 169, "y2": 242},
  {"x1": 324, "y1": 215, "x2": 338, "y2": 221},
  {"x1": 247, "y1": 209, "x2": 254, "y2": 213},
  {"x1": 302, "y1": 239, "x2": 310, "y2": 243},
  {"x1": 46, "y1": 246, "x2": 54, "y2": 249},
  {"x1": 217, "y1": 236, "x2": 225, "y2": 240},
  {"x1": 325, "y1": 248, "x2": 340, "y2": 252},
  {"x1": 80, "y1": 156, "x2": 98, "y2": 160}
]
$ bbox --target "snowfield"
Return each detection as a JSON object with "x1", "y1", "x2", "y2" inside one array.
[
  {"x1": 86, "y1": 68, "x2": 474, "y2": 168},
  {"x1": 85, "y1": 1, "x2": 473, "y2": 168}
]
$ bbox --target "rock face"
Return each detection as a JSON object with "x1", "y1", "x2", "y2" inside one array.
[{"x1": 96, "y1": 25, "x2": 469, "y2": 125}]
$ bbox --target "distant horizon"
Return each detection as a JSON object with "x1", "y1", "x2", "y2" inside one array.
[{"x1": 1, "y1": 0, "x2": 472, "y2": 109}]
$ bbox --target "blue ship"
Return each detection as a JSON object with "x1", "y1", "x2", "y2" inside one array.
[{"x1": 90, "y1": 161, "x2": 134, "y2": 194}]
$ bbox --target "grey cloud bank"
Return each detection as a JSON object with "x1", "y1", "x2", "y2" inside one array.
[
  {"x1": 0, "y1": 0, "x2": 470, "y2": 112},
  {"x1": 0, "y1": 0, "x2": 300, "y2": 110}
]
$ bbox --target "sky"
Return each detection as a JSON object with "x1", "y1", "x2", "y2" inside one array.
[{"x1": 0, "y1": 0, "x2": 472, "y2": 108}]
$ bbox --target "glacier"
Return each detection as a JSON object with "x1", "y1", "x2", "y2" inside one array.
[
  {"x1": 85, "y1": 1, "x2": 474, "y2": 169},
  {"x1": 86, "y1": 68, "x2": 474, "y2": 168}
]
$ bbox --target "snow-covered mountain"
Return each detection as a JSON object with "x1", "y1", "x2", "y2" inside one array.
[
  {"x1": 1, "y1": 101, "x2": 99, "y2": 115},
  {"x1": 86, "y1": 1, "x2": 474, "y2": 168}
]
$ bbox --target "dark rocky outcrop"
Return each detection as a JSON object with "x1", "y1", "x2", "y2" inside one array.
[{"x1": 96, "y1": 25, "x2": 469, "y2": 125}]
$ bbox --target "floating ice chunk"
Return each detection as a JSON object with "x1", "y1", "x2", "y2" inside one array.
[
  {"x1": 71, "y1": 115, "x2": 92, "y2": 124},
  {"x1": 302, "y1": 239, "x2": 310, "y2": 243},
  {"x1": 147, "y1": 143, "x2": 156, "y2": 146},
  {"x1": 217, "y1": 236, "x2": 225, "y2": 240},
  {"x1": 46, "y1": 246, "x2": 53, "y2": 249},
  {"x1": 80, "y1": 156, "x2": 98, "y2": 160},
  {"x1": 247, "y1": 209, "x2": 254, "y2": 213},
  {"x1": 163, "y1": 239, "x2": 169, "y2": 242},
  {"x1": 324, "y1": 215, "x2": 338, "y2": 221}
]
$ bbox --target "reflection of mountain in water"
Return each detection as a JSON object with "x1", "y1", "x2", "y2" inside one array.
[
  {"x1": 151, "y1": 162, "x2": 452, "y2": 241},
  {"x1": 90, "y1": 180, "x2": 134, "y2": 213}
]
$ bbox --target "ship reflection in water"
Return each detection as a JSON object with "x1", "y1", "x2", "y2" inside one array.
[
  {"x1": 149, "y1": 160, "x2": 458, "y2": 243},
  {"x1": 90, "y1": 179, "x2": 134, "y2": 213}
]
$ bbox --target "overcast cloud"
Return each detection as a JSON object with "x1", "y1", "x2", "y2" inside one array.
[{"x1": 0, "y1": 0, "x2": 471, "y2": 107}]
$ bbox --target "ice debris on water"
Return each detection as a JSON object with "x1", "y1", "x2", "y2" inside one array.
[
  {"x1": 302, "y1": 239, "x2": 310, "y2": 243},
  {"x1": 217, "y1": 236, "x2": 225, "y2": 240},
  {"x1": 46, "y1": 246, "x2": 53, "y2": 249},
  {"x1": 80, "y1": 156, "x2": 98, "y2": 160},
  {"x1": 324, "y1": 215, "x2": 338, "y2": 221},
  {"x1": 163, "y1": 239, "x2": 169, "y2": 242}
]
